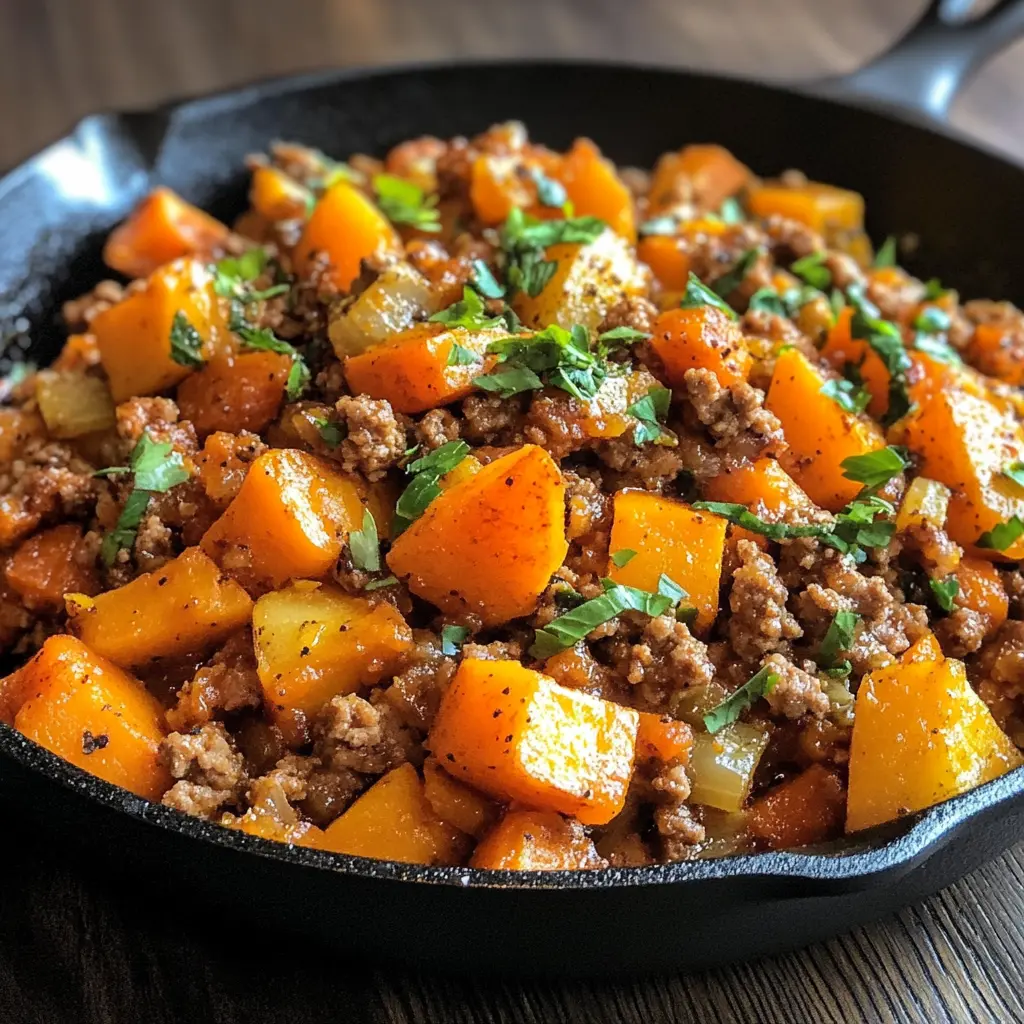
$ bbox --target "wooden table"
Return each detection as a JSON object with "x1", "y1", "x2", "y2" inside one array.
[{"x1": 3, "y1": 2, "x2": 1024, "y2": 1021}]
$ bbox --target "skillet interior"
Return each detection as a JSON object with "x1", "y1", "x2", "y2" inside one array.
[{"x1": 1, "y1": 61, "x2": 1023, "y2": 974}]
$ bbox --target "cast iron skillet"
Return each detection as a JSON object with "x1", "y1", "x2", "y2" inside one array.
[{"x1": 1, "y1": 0, "x2": 1024, "y2": 977}]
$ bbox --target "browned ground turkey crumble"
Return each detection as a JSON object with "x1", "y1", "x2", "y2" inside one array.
[{"x1": 5, "y1": 121, "x2": 1024, "y2": 869}]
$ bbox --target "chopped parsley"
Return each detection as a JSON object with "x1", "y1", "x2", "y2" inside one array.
[
  {"x1": 846, "y1": 283, "x2": 914, "y2": 426},
  {"x1": 1003, "y1": 461, "x2": 1024, "y2": 489},
  {"x1": 234, "y1": 324, "x2": 310, "y2": 401},
  {"x1": 626, "y1": 386, "x2": 671, "y2": 446},
  {"x1": 393, "y1": 440, "x2": 470, "y2": 533},
  {"x1": 447, "y1": 341, "x2": 482, "y2": 366},
  {"x1": 473, "y1": 323, "x2": 634, "y2": 402},
  {"x1": 611, "y1": 549, "x2": 637, "y2": 568},
  {"x1": 922, "y1": 278, "x2": 947, "y2": 300},
  {"x1": 529, "y1": 577, "x2": 680, "y2": 659},
  {"x1": 978, "y1": 516, "x2": 1024, "y2": 552},
  {"x1": 818, "y1": 610, "x2": 860, "y2": 673},
  {"x1": 703, "y1": 665, "x2": 780, "y2": 735},
  {"x1": 212, "y1": 248, "x2": 289, "y2": 303},
  {"x1": 790, "y1": 252, "x2": 832, "y2": 291},
  {"x1": 840, "y1": 446, "x2": 911, "y2": 495},
  {"x1": 638, "y1": 214, "x2": 678, "y2": 237},
  {"x1": 312, "y1": 417, "x2": 345, "y2": 449},
  {"x1": 914, "y1": 306, "x2": 951, "y2": 334},
  {"x1": 930, "y1": 577, "x2": 960, "y2": 613},
  {"x1": 748, "y1": 288, "x2": 787, "y2": 317},
  {"x1": 471, "y1": 259, "x2": 505, "y2": 299},
  {"x1": 530, "y1": 167, "x2": 568, "y2": 209},
  {"x1": 169, "y1": 311, "x2": 205, "y2": 369},
  {"x1": 712, "y1": 248, "x2": 760, "y2": 299},
  {"x1": 363, "y1": 575, "x2": 398, "y2": 591},
  {"x1": 913, "y1": 333, "x2": 961, "y2": 364},
  {"x1": 372, "y1": 173, "x2": 440, "y2": 232},
  {"x1": 441, "y1": 624, "x2": 471, "y2": 656},
  {"x1": 499, "y1": 208, "x2": 605, "y2": 298},
  {"x1": 430, "y1": 286, "x2": 504, "y2": 331},
  {"x1": 348, "y1": 509, "x2": 381, "y2": 572},
  {"x1": 873, "y1": 236, "x2": 898, "y2": 268},
  {"x1": 821, "y1": 377, "x2": 870, "y2": 415},
  {"x1": 97, "y1": 434, "x2": 190, "y2": 565},
  {"x1": 718, "y1": 197, "x2": 744, "y2": 224},
  {"x1": 680, "y1": 272, "x2": 737, "y2": 321}
]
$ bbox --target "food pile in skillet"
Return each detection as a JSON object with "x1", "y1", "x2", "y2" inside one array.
[{"x1": 2, "y1": 122, "x2": 1023, "y2": 869}]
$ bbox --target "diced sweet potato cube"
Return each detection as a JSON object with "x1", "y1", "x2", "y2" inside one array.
[
  {"x1": 429, "y1": 659, "x2": 639, "y2": 825},
  {"x1": 748, "y1": 181, "x2": 864, "y2": 238},
  {"x1": 319, "y1": 763, "x2": 465, "y2": 865},
  {"x1": 177, "y1": 351, "x2": 292, "y2": 438},
  {"x1": 422, "y1": 757, "x2": 499, "y2": 838},
  {"x1": 766, "y1": 347, "x2": 885, "y2": 512},
  {"x1": 819, "y1": 307, "x2": 890, "y2": 419},
  {"x1": 470, "y1": 809, "x2": 603, "y2": 870},
  {"x1": 968, "y1": 322, "x2": 1024, "y2": 386},
  {"x1": 91, "y1": 258, "x2": 226, "y2": 402},
  {"x1": 229, "y1": 809, "x2": 325, "y2": 848},
  {"x1": 557, "y1": 139, "x2": 636, "y2": 241},
  {"x1": 4, "y1": 524, "x2": 99, "y2": 612},
  {"x1": 953, "y1": 557, "x2": 1008, "y2": 637},
  {"x1": 201, "y1": 448, "x2": 372, "y2": 588},
  {"x1": 635, "y1": 713, "x2": 694, "y2": 763},
  {"x1": 748, "y1": 764, "x2": 846, "y2": 849},
  {"x1": 637, "y1": 236, "x2": 691, "y2": 292},
  {"x1": 0, "y1": 408, "x2": 44, "y2": 465},
  {"x1": 68, "y1": 546, "x2": 252, "y2": 668},
  {"x1": 344, "y1": 324, "x2": 502, "y2": 414},
  {"x1": 470, "y1": 153, "x2": 542, "y2": 225},
  {"x1": 387, "y1": 445, "x2": 567, "y2": 627},
  {"x1": 252, "y1": 582, "x2": 412, "y2": 720},
  {"x1": 902, "y1": 383, "x2": 1024, "y2": 559},
  {"x1": 902, "y1": 631, "x2": 943, "y2": 664},
  {"x1": 294, "y1": 181, "x2": 401, "y2": 292},
  {"x1": 648, "y1": 144, "x2": 751, "y2": 213},
  {"x1": 607, "y1": 490, "x2": 726, "y2": 634},
  {"x1": 249, "y1": 165, "x2": 311, "y2": 222},
  {"x1": 9, "y1": 635, "x2": 170, "y2": 799},
  {"x1": 650, "y1": 306, "x2": 751, "y2": 388},
  {"x1": 103, "y1": 187, "x2": 230, "y2": 278},
  {"x1": 846, "y1": 657, "x2": 1023, "y2": 833},
  {"x1": 702, "y1": 457, "x2": 814, "y2": 517}
]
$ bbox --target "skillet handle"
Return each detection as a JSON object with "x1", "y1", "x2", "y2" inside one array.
[{"x1": 809, "y1": 0, "x2": 1024, "y2": 123}]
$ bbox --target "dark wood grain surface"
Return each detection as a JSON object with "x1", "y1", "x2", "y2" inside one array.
[{"x1": 4, "y1": 2, "x2": 1024, "y2": 1021}]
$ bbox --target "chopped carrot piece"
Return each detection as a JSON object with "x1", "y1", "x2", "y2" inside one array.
[{"x1": 637, "y1": 236, "x2": 691, "y2": 291}]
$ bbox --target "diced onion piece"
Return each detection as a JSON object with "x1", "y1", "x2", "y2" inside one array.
[
  {"x1": 697, "y1": 808, "x2": 752, "y2": 859},
  {"x1": 35, "y1": 371, "x2": 116, "y2": 439},
  {"x1": 895, "y1": 476, "x2": 951, "y2": 532},
  {"x1": 327, "y1": 260, "x2": 435, "y2": 358},
  {"x1": 667, "y1": 681, "x2": 729, "y2": 729},
  {"x1": 688, "y1": 723, "x2": 769, "y2": 812}
]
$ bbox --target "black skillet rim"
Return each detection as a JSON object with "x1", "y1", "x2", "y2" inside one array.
[{"x1": 2, "y1": 56, "x2": 1023, "y2": 893}]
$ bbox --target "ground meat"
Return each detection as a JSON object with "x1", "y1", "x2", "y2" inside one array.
[
  {"x1": 160, "y1": 722, "x2": 248, "y2": 818},
  {"x1": 1002, "y1": 569, "x2": 1024, "y2": 619},
  {"x1": 793, "y1": 551, "x2": 929, "y2": 673},
  {"x1": 625, "y1": 614, "x2": 715, "y2": 708},
  {"x1": 823, "y1": 251, "x2": 865, "y2": 292},
  {"x1": 299, "y1": 765, "x2": 364, "y2": 827},
  {"x1": 727, "y1": 540, "x2": 802, "y2": 663},
  {"x1": 166, "y1": 631, "x2": 263, "y2": 733},
  {"x1": 522, "y1": 391, "x2": 589, "y2": 460},
  {"x1": 971, "y1": 621, "x2": 1024, "y2": 743},
  {"x1": 115, "y1": 397, "x2": 196, "y2": 452},
  {"x1": 62, "y1": 279, "x2": 125, "y2": 330},
  {"x1": 761, "y1": 653, "x2": 829, "y2": 719},
  {"x1": 330, "y1": 395, "x2": 406, "y2": 481},
  {"x1": 246, "y1": 753, "x2": 316, "y2": 816},
  {"x1": 682, "y1": 368, "x2": 784, "y2": 460},
  {"x1": 414, "y1": 408, "x2": 460, "y2": 450},
  {"x1": 596, "y1": 295, "x2": 658, "y2": 336},
  {"x1": 764, "y1": 214, "x2": 825, "y2": 262},
  {"x1": 460, "y1": 393, "x2": 525, "y2": 445},
  {"x1": 655, "y1": 802, "x2": 706, "y2": 860},
  {"x1": 935, "y1": 608, "x2": 989, "y2": 658},
  {"x1": 593, "y1": 434, "x2": 687, "y2": 493},
  {"x1": 132, "y1": 514, "x2": 174, "y2": 574},
  {"x1": 382, "y1": 633, "x2": 459, "y2": 733},
  {"x1": 867, "y1": 270, "x2": 924, "y2": 325},
  {"x1": 901, "y1": 523, "x2": 963, "y2": 579},
  {"x1": 0, "y1": 439, "x2": 97, "y2": 522},
  {"x1": 313, "y1": 693, "x2": 415, "y2": 777}
]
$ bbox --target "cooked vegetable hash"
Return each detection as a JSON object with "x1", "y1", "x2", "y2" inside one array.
[{"x1": 2, "y1": 123, "x2": 1024, "y2": 869}]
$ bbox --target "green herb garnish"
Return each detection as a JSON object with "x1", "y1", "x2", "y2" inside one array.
[
  {"x1": 821, "y1": 378, "x2": 871, "y2": 415},
  {"x1": 873, "y1": 236, "x2": 898, "y2": 268},
  {"x1": 393, "y1": 440, "x2": 470, "y2": 532},
  {"x1": 748, "y1": 288, "x2": 787, "y2": 317},
  {"x1": 312, "y1": 417, "x2": 345, "y2": 449},
  {"x1": 441, "y1": 624, "x2": 471, "y2": 656},
  {"x1": 840, "y1": 446, "x2": 911, "y2": 495},
  {"x1": 429, "y1": 286, "x2": 503, "y2": 331},
  {"x1": 712, "y1": 248, "x2": 760, "y2": 300},
  {"x1": 447, "y1": 341, "x2": 481, "y2": 366},
  {"x1": 638, "y1": 214, "x2": 678, "y2": 237},
  {"x1": 1003, "y1": 461, "x2": 1024, "y2": 489},
  {"x1": 499, "y1": 208, "x2": 605, "y2": 298},
  {"x1": 930, "y1": 577, "x2": 960, "y2": 613},
  {"x1": 818, "y1": 610, "x2": 860, "y2": 668},
  {"x1": 471, "y1": 259, "x2": 505, "y2": 299},
  {"x1": 978, "y1": 516, "x2": 1024, "y2": 552},
  {"x1": 373, "y1": 173, "x2": 440, "y2": 232},
  {"x1": 611, "y1": 549, "x2": 637, "y2": 568},
  {"x1": 626, "y1": 386, "x2": 671, "y2": 446},
  {"x1": 791, "y1": 252, "x2": 832, "y2": 290},
  {"x1": 680, "y1": 272, "x2": 737, "y2": 320},
  {"x1": 348, "y1": 508, "x2": 381, "y2": 572},
  {"x1": 718, "y1": 197, "x2": 744, "y2": 224},
  {"x1": 235, "y1": 324, "x2": 310, "y2": 401},
  {"x1": 363, "y1": 576, "x2": 398, "y2": 591},
  {"x1": 703, "y1": 665, "x2": 780, "y2": 734},
  {"x1": 169, "y1": 311, "x2": 205, "y2": 369},
  {"x1": 530, "y1": 167, "x2": 568, "y2": 209}
]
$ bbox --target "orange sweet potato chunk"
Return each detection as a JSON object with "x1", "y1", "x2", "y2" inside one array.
[
  {"x1": 249, "y1": 165, "x2": 311, "y2": 222},
  {"x1": 902, "y1": 631, "x2": 943, "y2": 664},
  {"x1": 294, "y1": 181, "x2": 401, "y2": 292},
  {"x1": 606, "y1": 490, "x2": 726, "y2": 634},
  {"x1": 176, "y1": 351, "x2": 292, "y2": 438},
  {"x1": 201, "y1": 448, "x2": 370, "y2": 588},
  {"x1": 819, "y1": 307, "x2": 890, "y2": 419},
  {"x1": 229, "y1": 809, "x2": 325, "y2": 848},
  {"x1": 766, "y1": 347, "x2": 885, "y2": 512},
  {"x1": 650, "y1": 306, "x2": 751, "y2": 388},
  {"x1": 10, "y1": 635, "x2": 170, "y2": 799},
  {"x1": 470, "y1": 809, "x2": 604, "y2": 870},
  {"x1": 387, "y1": 445, "x2": 567, "y2": 627},
  {"x1": 702, "y1": 457, "x2": 814, "y2": 517},
  {"x1": 344, "y1": 324, "x2": 502, "y2": 414},
  {"x1": 252, "y1": 582, "x2": 412, "y2": 720},
  {"x1": 0, "y1": 408, "x2": 45, "y2": 465},
  {"x1": 422, "y1": 757, "x2": 499, "y2": 838},
  {"x1": 968, "y1": 322, "x2": 1024, "y2": 387},
  {"x1": 748, "y1": 181, "x2": 864, "y2": 237},
  {"x1": 4, "y1": 525, "x2": 99, "y2": 612},
  {"x1": 558, "y1": 139, "x2": 636, "y2": 241},
  {"x1": 319, "y1": 763, "x2": 465, "y2": 865},
  {"x1": 902, "y1": 383, "x2": 1024, "y2": 559},
  {"x1": 635, "y1": 713, "x2": 694, "y2": 763},
  {"x1": 953, "y1": 557, "x2": 1008, "y2": 637},
  {"x1": 68, "y1": 547, "x2": 252, "y2": 669},
  {"x1": 103, "y1": 187, "x2": 230, "y2": 279},
  {"x1": 429, "y1": 658, "x2": 639, "y2": 825},
  {"x1": 748, "y1": 764, "x2": 846, "y2": 849},
  {"x1": 649, "y1": 144, "x2": 751, "y2": 212},
  {"x1": 846, "y1": 657, "x2": 1023, "y2": 833},
  {"x1": 637, "y1": 236, "x2": 691, "y2": 292},
  {"x1": 91, "y1": 257, "x2": 226, "y2": 402}
]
